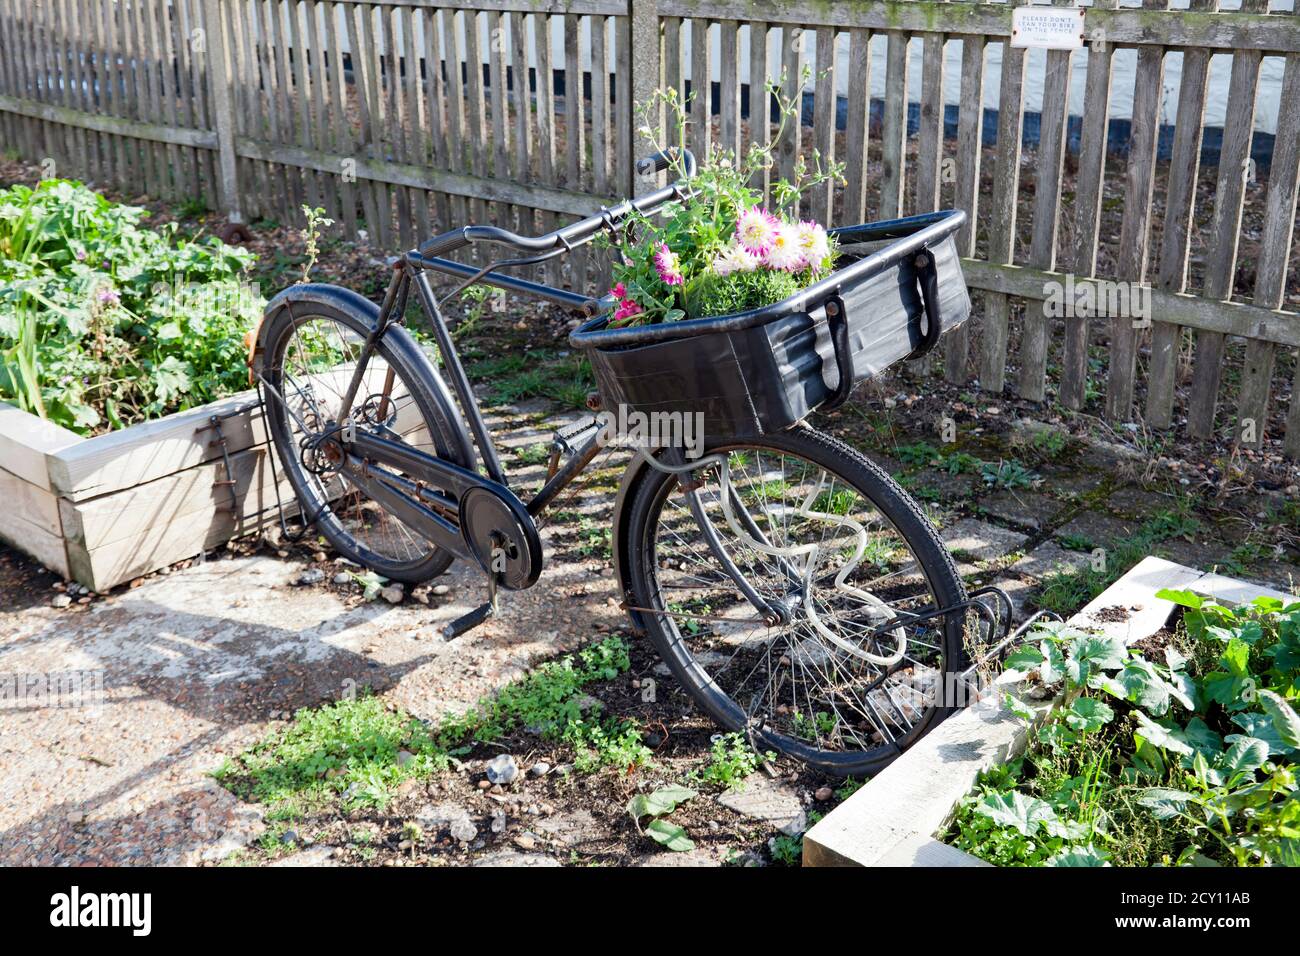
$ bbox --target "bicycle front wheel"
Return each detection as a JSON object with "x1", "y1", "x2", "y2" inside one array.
[{"x1": 624, "y1": 426, "x2": 968, "y2": 777}]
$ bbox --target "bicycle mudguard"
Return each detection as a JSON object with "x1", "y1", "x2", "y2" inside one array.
[{"x1": 256, "y1": 282, "x2": 477, "y2": 471}]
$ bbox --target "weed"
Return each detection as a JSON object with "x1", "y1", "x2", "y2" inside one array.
[
  {"x1": 693, "y1": 733, "x2": 772, "y2": 790},
  {"x1": 980, "y1": 459, "x2": 1040, "y2": 490}
]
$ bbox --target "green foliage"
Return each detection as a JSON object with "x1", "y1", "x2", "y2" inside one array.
[
  {"x1": 0, "y1": 179, "x2": 262, "y2": 434},
  {"x1": 688, "y1": 266, "x2": 804, "y2": 319},
  {"x1": 216, "y1": 635, "x2": 634, "y2": 814},
  {"x1": 693, "y1": 732, "x2": 771, "y2": 790},
  {"x1": 980, "y1": 458, "x2": 1040, "y2": 490},
  {"x1": 949, "y1": 597, "x2": 1300, "y2": 867},
  {"x1": 628, "y1": 785, "x2": 698, "y2": 852}
]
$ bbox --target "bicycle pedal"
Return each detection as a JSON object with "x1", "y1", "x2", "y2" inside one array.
[{"x1": 440, "y1": 601, "x2": 495, "y2": 640}]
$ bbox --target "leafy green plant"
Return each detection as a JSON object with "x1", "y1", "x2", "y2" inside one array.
[
  {"x1": 693, "y1": 732, "x2": 772, "y2": 790},
  {"x1": 216, "y1": 635, "x2": 634, "y2": 814},
  {"x1": 298, "y1": 204, "x2": 334, "y2": 283},
  {"x1": 949, "y1": 595, "x2": 1300, "y2": 867},
  {"x1": 627, "y1": 785, "x2": 698, "y2": 852},
  {"x1": 980, "y1": 459, "x2": 1040, "y2": 490},
  {"x1": 0, "y1": 179, "x2": 262, "y2": 434}
]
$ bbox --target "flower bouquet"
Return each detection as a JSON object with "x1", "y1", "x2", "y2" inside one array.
[
  {"x1": 570, "y1": 80, "x2": 971, "y2": 439},
  {"x1": 605, "y1": 84, "x2": 842, "y2": 329}
]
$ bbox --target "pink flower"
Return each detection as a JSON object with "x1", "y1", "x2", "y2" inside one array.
[
  {"x1": 734, "y1": 207, "x2": 779, "y2": 256},
  {"x1": 613, "y1": 297, "x2": 643, "y2": 323},
  {"x1": 610, "y1": 282, "x2": 627, "y2": 299},
  {"x1": 653, "y1": 242, "x2": 683, "y2": 286},
  {"x1": 763, "y1": 223, "x2": 807, "y2": 272}
]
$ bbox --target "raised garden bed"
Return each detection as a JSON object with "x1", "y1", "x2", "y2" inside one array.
[
  {"x1": 802, "y1": 557, "x2": 1298, "y2": 866},
  {"x1": 0, "y1": 393, "x2": 289, "y2": 590}
]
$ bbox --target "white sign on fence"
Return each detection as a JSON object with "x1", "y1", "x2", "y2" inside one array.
[{"x1": 1010, "y1": 7, "x2": 1086, "y2": 50}]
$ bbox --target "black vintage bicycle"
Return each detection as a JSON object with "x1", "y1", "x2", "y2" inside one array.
[{"x1": 252, "y1": 148, "x2": 1021, "y2": 777}]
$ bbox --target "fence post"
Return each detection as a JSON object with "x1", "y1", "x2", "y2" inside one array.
[
  {"x1": 202, "y1": 0, "x2": 242, "y2": 224},
  {"x1": 628, "y1": 0, "x2": 660, "y2": 194}
]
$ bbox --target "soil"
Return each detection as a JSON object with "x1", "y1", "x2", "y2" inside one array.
[{"x1": 214, "y1": 634, "x2": 833, "y2": 868}]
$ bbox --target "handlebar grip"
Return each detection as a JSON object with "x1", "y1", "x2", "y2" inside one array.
[{"x1": 635, "y1": 147, "x2": 696, "y2": 178}]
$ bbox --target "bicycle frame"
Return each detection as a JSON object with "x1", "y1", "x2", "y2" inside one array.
[{"x1": 262, "y1": 150, "x2": 698, "y2": 579}]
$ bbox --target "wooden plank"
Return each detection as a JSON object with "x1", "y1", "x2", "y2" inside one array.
[
  {"x1": 978, "y1": 40, "x2": 1024, "y2": 395},
  {"x1": 62, "y1": 450, "x2": 295, "y2": 592},
  {"x1": 747, "y1": 20, "x2": 770, "y2": 198},
  {"x1": 590, "y1": 13, "x2": 609, "y2": 195},
  {"x1": 962, "y1": 261, "x2": 1300, "y2": 350},
  {"x1": 809, "y1": 25, "x2": 835, "y2": 224},
  {"x1": 1186, "y1": 46, "x2": 1262, "y2": 439},
  {"x1": 0, "y1": 94, "x2": 219, "y2": 149},
  {"x1": 1239, "y1": 30, "x2": 1300, "y2": 450},
  {"x1": 1061, "y1": 17, "x2": 1113, "y2": 410},
  {"x1": 1147, "y1": 5, "x2": 1212, "y2": 428},
  {"x1": 489, "y1": 9, "x2": 511, "y2": 183},
  {"x1": 879, "y1": 30, "x2": 906, "y2": 220},
  {"x1": 776, "y1": 22, "x2": 802, "y2": 191},
  {"x1": 564, "y1": 12, "x2": 583, "y2": 189},
  {"x1": 945, "y1": 33, "x2": 983, "y2": 385},
  {"x1": 59, "y1": 442, "x2": 288, "y2": 554},
  {"x1": 914, "y1": 32, "x2": 944, "y2": 217},
  {"x1": 438, "y1": 7, "x2": 465, "y2": 172},
  {"x1": 841, "y1": 27, "x2": 871, "y2": 223},
  {"x1": 535, "y1": 12, "x2": 560, "y2": 285},
  {"x1": 1106, "y1": 14, "x2": 1165, "y2": 423},
  {"x1": 719, "y1": 18, "x2": 741, "y2": 163},
  {"x1": 614, "y1": 13, "x2": 632, "y2": 194},
  {"x1": 509, "y1": 9, "x2": 534, "y2": 233},
  {"x1": 664, "y1": 15, "x2": 682, "y2": 128},
  {"x1": 690, "y1": 17, "x2": 711, "y2": 162},
  {"x1": 1021, "y1": 11, "x2": 1074, "y2": 404},
  {"x1": 0, "y1": 468, "x2": 69, "y2": 578},
  {"x1": 47, "y1": 391, "x2": 268, "y2": 501},
  {"x1": 0, "y1": 402, "x2": 84, "y2": 491}
]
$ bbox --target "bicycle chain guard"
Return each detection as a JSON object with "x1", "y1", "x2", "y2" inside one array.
[{"x1": 457, "y1": 485, "x2": 542, "y2": 591}]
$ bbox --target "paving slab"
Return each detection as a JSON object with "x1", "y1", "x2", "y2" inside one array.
[
  {"x1": 939, "y1": 519, "x2": 1029, "y2": 574},
  {"x1": 716, "y1": 775, "x2": 806, "y2": 837},
  {"x1": 0, "y1": 503, "x2": 623, "y2": 865},
  {"x1": 976, "y1": 490, "x2": 1064, "y2": 532}
]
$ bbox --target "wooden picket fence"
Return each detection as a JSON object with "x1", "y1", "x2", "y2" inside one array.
[{"x1": 1, "y1": 0, "x2": 1299, "y2": 456}]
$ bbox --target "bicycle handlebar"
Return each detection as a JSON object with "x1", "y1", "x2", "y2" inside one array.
[{"x1": 415, "y1": 148, "x2": 697, "y2": 260}]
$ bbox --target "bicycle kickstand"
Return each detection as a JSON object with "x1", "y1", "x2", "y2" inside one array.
[{"x1": 439, "y1": 535, "x2": 507, "y2": 640}]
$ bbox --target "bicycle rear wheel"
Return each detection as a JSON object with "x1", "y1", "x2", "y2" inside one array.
[
  {"x1": 259, "y1": 295, "x2": 470, "y2": 583},
  {"x1": 624, "y1": 426, "x2": 968, "y2": 777}
]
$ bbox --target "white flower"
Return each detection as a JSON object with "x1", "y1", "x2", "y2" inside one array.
[
  {"x1": 712, "y1": 243, "x2": 759, "y2": 276},
  {"x1": 796, "y1": 221, "x2": 831, "y2": 267},
  {"x1": 763, "y1": 223, "x2": 807, "y2": 272}
]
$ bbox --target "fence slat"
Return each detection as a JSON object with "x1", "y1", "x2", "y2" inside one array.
[
  {"x1": 747, "y1": 21, "x2": 770, "y2": 198},
  {"x1": 1105, "y1": 3, "x2": 1166, "y2": 422},
  {"x1": 1240, "y1": 31, "x2": 1300, "y2": 449},
  {"x1": 945, "y1": 32, "x2": 983, "y2": 384},
  {"x1": 690, "y1": 17, "x2": 711, "y2": 161},
  {"x1": 810, "y1": 25, "x2": 836, "y2": 224},
  {"x1": 1186, "y1": 44, "x2": 1263, "y2": 438},
  {"x1": 591, "y1": 14, "x2": 609, "y2": 196},
  {"x1": 841, "y1": 27, "x2": 871, "y2": 224},
  {"x1": 879, "y1": 30, "x2": 907, "y2": 220},
  {"x1": 1020, "y1": 11, "x2": 1074, "y2": 404},
  {"x1": 720, "y1": 18, "x2": 741, "y2": 162},
  {"x1": 979, "y1": 40, "x2": 1025, "y2": 394}
]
